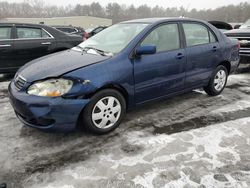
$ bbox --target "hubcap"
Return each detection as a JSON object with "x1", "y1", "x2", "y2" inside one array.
[
  {"x1": 214, "y1": 70, "x2": 226, "y2": 91},
  {"x1": 92, "y1": 96, "x2": 121, "y2": 129}
]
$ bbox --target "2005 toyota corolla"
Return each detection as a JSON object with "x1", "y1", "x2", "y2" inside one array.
[{"x1": 9, "y1": 18, "x2": 240, "y2": 134}]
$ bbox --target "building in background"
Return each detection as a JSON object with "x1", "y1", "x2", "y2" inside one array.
[{"x1": 1, "y1": 16, "x2": 112, "y2": 29}]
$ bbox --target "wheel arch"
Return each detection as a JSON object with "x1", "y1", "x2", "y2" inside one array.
[
  {"x1": 218, "y1": 61, "x2": 231, "y2": 74},
  {"x1": 93, "y1": 83, "x2": 129, "y2": 108},
  {"x1": 76, "y1": 83, "x2": 129, "y2": 131}
]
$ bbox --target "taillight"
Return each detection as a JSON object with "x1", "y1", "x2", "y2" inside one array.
[
  {"x1": 83, "y1": 32, "x2": 89, "y2": 39},
  {"x1": 237, "y1": 41, "x2": 241, "y2": 49}
]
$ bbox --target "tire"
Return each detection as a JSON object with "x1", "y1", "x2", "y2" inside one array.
[
  {"x1": 82, "y1": 89, "x2": 126, "y2": 134},
  {"x1": 204, "y1": 65, "x2": 228, "y2": 96}
]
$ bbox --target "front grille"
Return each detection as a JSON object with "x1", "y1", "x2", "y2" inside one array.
[
  {"x1": 239, "y1": 38, "x2": 250, "y2": 49},
  {"x1": 227, "y1": 36, "x2": 250, "y2": 56},
  {"x1": 227, "y1": 36, "x2": 250, "y2": 49},
  {"x1": 14, "y1": 75, "x2": 27, "y2": 90},
  {"x1": 16, "y1": 112, "x2": 55, "y2": 127}
]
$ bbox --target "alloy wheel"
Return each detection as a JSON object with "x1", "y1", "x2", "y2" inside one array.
[
  {"x1": 91, "y1": 96, "x2": 121, "y2": 129},
  {"x1": 214, "y1": 70, "x2": 227, "y2": 91}
]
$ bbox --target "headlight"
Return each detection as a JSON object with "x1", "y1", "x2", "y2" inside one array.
[{"x1": 27, "y1": 78, "x2": 73, "y2": 97}]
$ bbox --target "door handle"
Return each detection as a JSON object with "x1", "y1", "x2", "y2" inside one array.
[
  {"x1": 41, "y1": 42, "x2": 51, "y2": 45},
  {"x1": 175, "y1": 53, "x2": 185, "y2": 59},
  {"x1": 0, "y1": 44, "x2": 11, "y2": 47},
  {"x1": 212, "y1": 46, "x2": 217, "y2": 52}
]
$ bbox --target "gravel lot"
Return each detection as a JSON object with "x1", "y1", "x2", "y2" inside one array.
[{"x1": 0, "y1": 66, "x2": 250, "y2": 188}]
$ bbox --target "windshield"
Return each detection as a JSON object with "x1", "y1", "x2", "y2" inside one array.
[{"x1": 78, "y1": 23, "x2": 148, "y2": 54}]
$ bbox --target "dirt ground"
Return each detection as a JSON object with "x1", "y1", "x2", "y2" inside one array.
[{"x1": 0, "y1": 65, "x2": 250, "y2": 188}]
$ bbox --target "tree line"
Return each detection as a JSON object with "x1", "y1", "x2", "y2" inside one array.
[{"x1": 0, "y1": 0, "x2": 250, "y2": 24}]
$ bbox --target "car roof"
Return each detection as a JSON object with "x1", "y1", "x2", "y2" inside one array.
[
  {"x1": 121, "y1": 17, "x2": 206, "y2": 24},
  {"x1": 0, "y1": 22, "x2": 49, "y2": 27},
  {"x1": 52, "y1": 25, "x2": 75, "y2": 28}
]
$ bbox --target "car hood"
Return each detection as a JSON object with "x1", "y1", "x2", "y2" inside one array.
[{"x1": 17, "y1": 49, "x2": 110, "y2": 82}]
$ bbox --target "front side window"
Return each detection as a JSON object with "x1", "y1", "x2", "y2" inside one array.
[
  {"x1": 141, "y1": 24, "x2": 180, "y2": 53},
  {"x1": 0, "y1": 27, "x2": 11, "y2": 40},
  {"x1": 17, "y1": 27, "x2": 51, "y2": 39},
  {"x1": 183, "y1": 23, "x2": 210, "y2": 47},
  {"x1": 78, "y1": 23, "x2": 148, "y2": 54}
]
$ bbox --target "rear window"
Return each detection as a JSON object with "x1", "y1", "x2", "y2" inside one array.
[
  {"x1": 56, "y1": 27, "x2": 76, "y2": 33},
  {"x1": 93, "y1": 27, "x2": 103, "y2": 33},
  {"x1": 0, "y1": 27, "x2": 11, "y2": 40}
]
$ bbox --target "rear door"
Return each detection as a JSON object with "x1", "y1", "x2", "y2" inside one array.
[
  {"x1": 13, "y1": 26, "x2": 56, "y2": 68},
  {"x1": 133, "y1": 23, "x2": 186, "y2": 103},
  {"x1": 182, "y1": 22, "x2": 221, "y2": 87},
  {"x1": 0, "y1": 25, "x2": 15, "y2": 73}
]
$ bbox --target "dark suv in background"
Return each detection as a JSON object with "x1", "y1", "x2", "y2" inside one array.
[{"x1": 0, "y1": 23, "x2": 83, "y2": 74}]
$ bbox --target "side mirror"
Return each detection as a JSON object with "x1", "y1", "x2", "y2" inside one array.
[
  {"x1": 135, "y1": 45, "x2": 156, "y2": 56},
  {"x1": 234, "y1": 24, "x2": 241, "y2": 29}
]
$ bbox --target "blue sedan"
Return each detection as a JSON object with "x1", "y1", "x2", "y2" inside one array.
[{"x1": 9, "y1": 18, "x2": 240, "y2": 134}]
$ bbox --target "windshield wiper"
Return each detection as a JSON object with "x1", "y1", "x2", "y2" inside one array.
[{"x1": 82, "y1": 47, "x2": 113, "y2": 56}]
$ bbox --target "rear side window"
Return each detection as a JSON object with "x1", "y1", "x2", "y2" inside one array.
[
  {"x1": 41, "y1": 30, "x2": 51, "y2": 38},
  {"x1": 183, "y1": 23, "x2": 210, "y2": 47},
  {"x1": 209, "y1": 31, "x2": 217, "y2": 43},
  {"x1": 141, "y1": 24, "x2": 180, "y2": 53},
  {"x1": 0, "y1": 27, "x2": 11, "y2": 40},
  {"x1": 17, "y1": 27, "x2": 51, "y2": 39}
]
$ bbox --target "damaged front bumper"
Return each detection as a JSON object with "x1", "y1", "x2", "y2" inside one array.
[{"x1": 8, "y1": 81, "x2": 90, "y2": 132}]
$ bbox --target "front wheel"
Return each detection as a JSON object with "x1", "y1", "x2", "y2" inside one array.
[
  {"x1": 204, "y1": 65, "x2": 228, "y2": 96},
  {"x1": 82, "y1": 89, "x2": 126, "y2": 134}
]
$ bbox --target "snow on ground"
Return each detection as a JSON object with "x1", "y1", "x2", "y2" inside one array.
[
  {"x1": 23, "y1": 117, "x2": 250, "y2": 188},
  {"x1": 0, "y1": 69, "x2": 250, "y2": 188}
]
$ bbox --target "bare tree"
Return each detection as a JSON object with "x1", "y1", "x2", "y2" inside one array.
[{"x1": 0, "y1": 0, "x2": 250, "y2": 23}]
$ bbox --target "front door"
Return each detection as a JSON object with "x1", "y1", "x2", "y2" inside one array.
[{"x1": 133, "y1": 23, "x2": 186, "y2": 104}]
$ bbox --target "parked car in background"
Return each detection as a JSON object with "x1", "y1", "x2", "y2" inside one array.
[
  {"x1": 208, "y1": 21, "x2": 233, "y2": 32},
  {"x1": 9, "y1": 18, "x2": 240, "y2": 134},
  {"x1": 225, "y1": 18, "x2": 250, "y2": 64},
  {"x1": 0, "y1": 23, "x2": 83, "y2": 74},
  {"x1": 52, "y1": 25, "x2": 87, "y2": 38},
  {"x1": 84, "y1": 26, "x2": 108, "y2": 40},
  {"x1": 230, "y1": 23, "x2": 243, "y2": 29},
  {"x1": 239, "y1": 18, "x2": 250, "y2": 29}
]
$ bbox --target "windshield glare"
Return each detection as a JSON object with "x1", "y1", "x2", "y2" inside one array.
[{"x1": 78, "y1": 23, "x2": 148, "y2": 54}]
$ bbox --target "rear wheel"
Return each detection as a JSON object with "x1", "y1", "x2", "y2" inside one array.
[
  {"x1": 204, "y1": 65, "x2": 228, "y2": 96},
  {"x1": 82, "y1": 89, "x2": 126, "y2": 134}
]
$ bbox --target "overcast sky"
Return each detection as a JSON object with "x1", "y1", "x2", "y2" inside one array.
[{"x1": 4, "y1": 0, "x2": 250, "y2": 10}]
